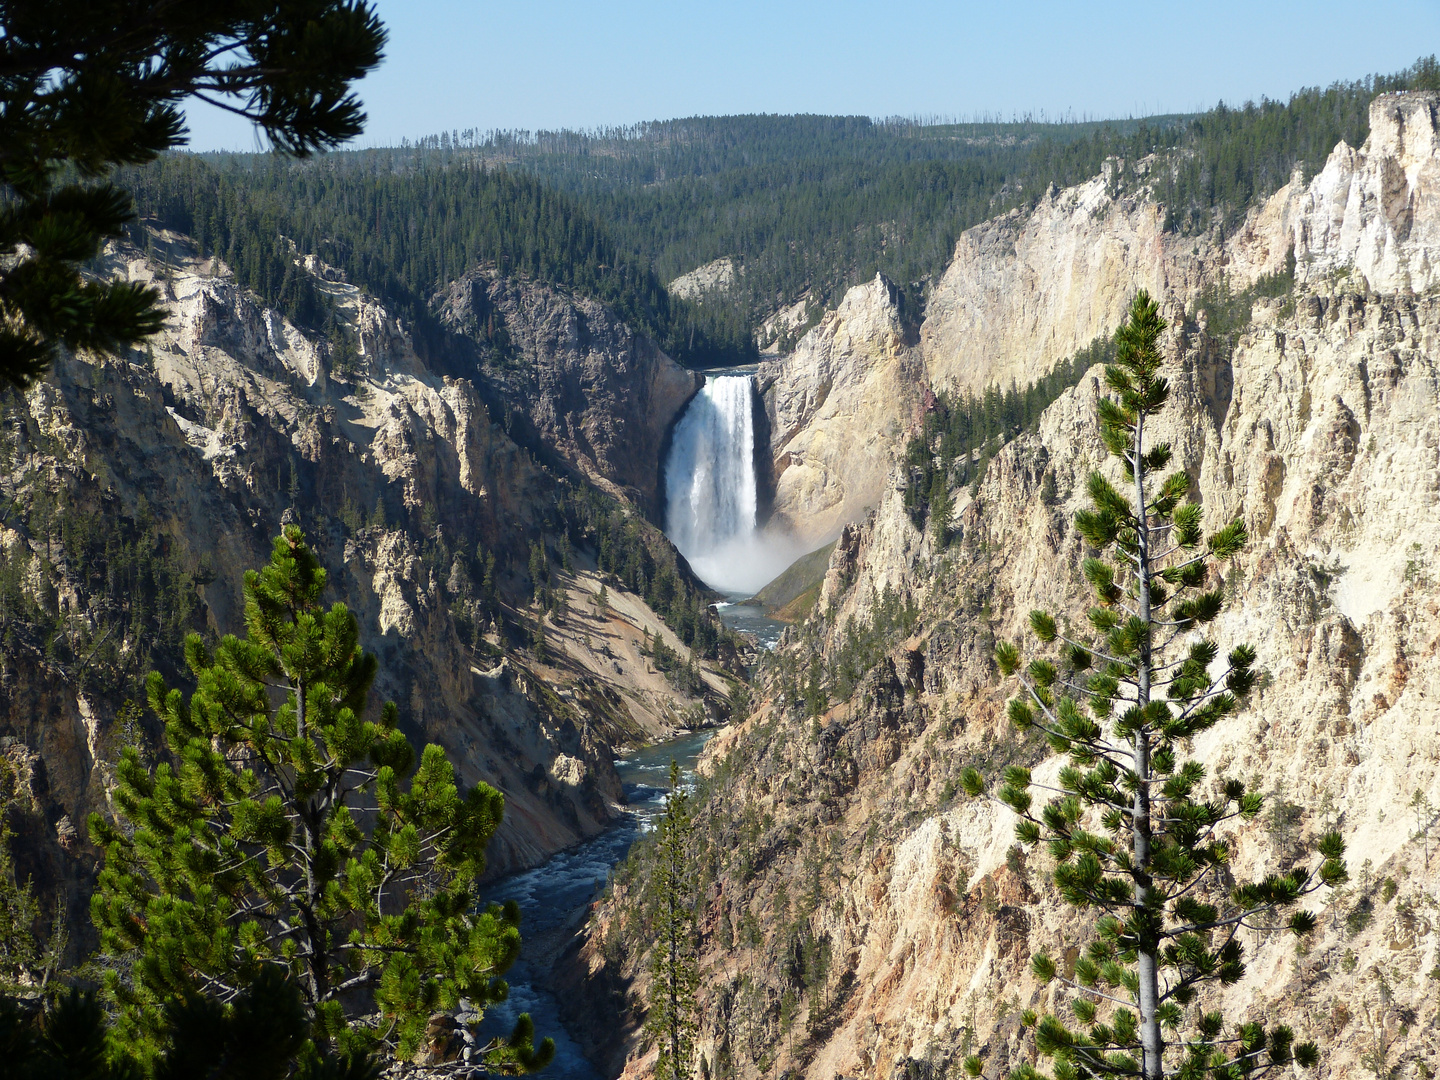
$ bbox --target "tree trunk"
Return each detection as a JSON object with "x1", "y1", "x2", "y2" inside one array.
[
  {"x1": 294, "y1": 674, "x2": 329, "y2": 1009},
  {"x1": 1132, "y1": 414, "x2": 1162, "y2": 1080}
]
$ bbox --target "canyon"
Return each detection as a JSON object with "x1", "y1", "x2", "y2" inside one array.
[
  {"x1": 565, "y1": 91, "x2": 1440, "y2": 1080},
  {"x1": 0, "y1": 230, "x2": 731, "y2": 957},
  {"x1": 4, "y1": 77, "x2": 1440, "y2": 1080}
]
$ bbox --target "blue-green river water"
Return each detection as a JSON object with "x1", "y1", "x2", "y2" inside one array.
[
  {"x1": 475, "y1": 599, "x2": 782, "y2": 1078},
  {"x1": 475, "y1": 730, "x2": 713, "y2": 1079}
]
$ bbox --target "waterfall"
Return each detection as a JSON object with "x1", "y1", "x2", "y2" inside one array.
[
  {"x1": 664, "y1": 375, "x2": 797, "y2": 595},
  {"x1": 665, "y1": 376, "x2": 757, "y2": 587}
]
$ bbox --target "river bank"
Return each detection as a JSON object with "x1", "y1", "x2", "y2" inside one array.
[
  {"x1": 471, "y1": 592, "x2": 785, "y2": 1078},
  {"x1": 476, "y1": 730, "x2": 714, "y2": 1080}
]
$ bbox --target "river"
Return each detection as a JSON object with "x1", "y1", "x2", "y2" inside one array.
[
  {"x1": 479, "y1": 354, "x2": 793, "y2": 1074},
  {"x1": 475, "y1": 592, "x2": 784, "y2": 1078},
  {"x1": 476, "y1": 729, "x2": 714, "y2": 1080},
  {"x1": 714, "y1": 599, "x2": 785, "y2": 650}
]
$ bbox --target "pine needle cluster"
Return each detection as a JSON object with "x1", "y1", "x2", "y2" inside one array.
[{"x1": 0, "y1": 1, "x2": 386, "y2": 388}]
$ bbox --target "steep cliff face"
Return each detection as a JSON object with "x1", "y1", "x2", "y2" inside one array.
[
  {"x1": 1293, "y1": 91, "x2": 1440, "y2": 295},
  {"x1": 755, "y1": 178, "x2": 1201, "y2": 547},
  {"x1": 572, "y1": 93, "x2": 1440, "y2": 1080},
  {"x1": 917, "y1": 142, "x2": 1340, "y2": 403},
  {"x1": 756, "y1": 138, "x2": 1300, "y2": 543},
  {"x1": 919, "y1": 175, "x2": 1196, "y2": 397},
  {"x1": 746, "y1": 93, "x2": 1440, "y2": 564},
  {"x1": 436, "y1": 266, "x2": 701, "y2": 514},
  {"x1": 759, "y1": 275, "x2": 925, "y2": 548},
  {"x1": 0, "y1": 234, "x2": 724, "y2": 955}
]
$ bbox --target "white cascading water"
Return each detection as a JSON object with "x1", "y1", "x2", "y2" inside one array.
[{"x1": 664, "y1": 375, "x2": 800, "y2": 595}]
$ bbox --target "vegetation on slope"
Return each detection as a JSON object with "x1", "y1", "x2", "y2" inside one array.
[
  {"x1": 902, "y1": 336, "x2": 1116, "y2": 536},
  {"x1": 400, "y1": 57, "x2": 1438, "y2": 339},
  {"x1": 902, "y1": 252, "x2": 1299, "y2": 541},
  {"x1": 558, "y1": 485, "x2": 736, "y2": 661},
  {"x1": 0, "y1": 390, "x2": 205, "y2": 700},
  {"x1": 122, "y1": 155, "x2": 755, "y2": 368},
  {"x1": 752, "y1": 541, "x2": 837, "y2": 619}
]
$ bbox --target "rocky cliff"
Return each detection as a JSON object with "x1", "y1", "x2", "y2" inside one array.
[
  {"x1": 669, "y1": 258, "x2": 740, "y2": 302},
  {"x1": 754, "y1": 177, "x2": 1199, "y2": 549},
  {"x1": 0, "y1": 233, "x2": 727, "y2": 959},
  {"x1": 568, "y1": 92, "x2": 1440, "y2": 1080},
  {"x1": 1293, "y1": 91, "x2": 1440, "y2": 295},
  {"x1": 436, "y1": 265, "x2": 701, "y2": 514},
  {"x1": 756, "y1": 127, "x2": 1307, "y2": 543},
  {"x1": 759, "y1": 275, "x2": 925, "y2": 548},
  {"x1": 918, "y1": 169, "x2": 1221, "y2": 399}
]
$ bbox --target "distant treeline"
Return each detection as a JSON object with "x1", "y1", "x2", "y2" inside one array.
[
  {"x1": 121, "y1": 56, "x2": 1438, "y2": 366},
  {"x1": 1037, "y1": 56, "x2": 1440, "y2": 234},
  {"x1": 384, "y1": 113, "x2": 1189, "y2": 335},
  {"x1": 397, "y1": 56, "x2": 1440, "y2": 333},
  {"x1": 121, "y1": 154, "x2": 756, "y2": 367}
]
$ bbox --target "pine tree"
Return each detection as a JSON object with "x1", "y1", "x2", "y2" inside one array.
[
  {"x1": 528, "y1": 541, "x2": 550, "y2": 605},
  {"x1": 88, "y1": 526, "x2": 554, "y2": 1069},
  {"x1": 929, "y1": 468, "x2": 953, "y2": 546},
  {"x1": 1, "y1": 967, "x2": 378, "y2": 1080},
  {"x1": 646, "y1": 761, "x2": 699, "y2": 1080},
  {"x1": 0, "y1": 1, "x2": 386, "y2": 388},
  {"x1": 962, "y1": 292, "x2": 1347, "y2": 1080},
  {"x1": 0, "y1": 768, "x2": 65, "y2": 994}
]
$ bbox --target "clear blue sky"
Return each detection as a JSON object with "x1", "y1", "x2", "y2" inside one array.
[{"x1": 185, "y1": 0, "x2": 1440, "y2": 150}]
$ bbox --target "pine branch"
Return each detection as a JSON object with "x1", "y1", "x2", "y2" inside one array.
[{"x1": 1051, "y1": 974, "x2": 1138, "y2": 1008}]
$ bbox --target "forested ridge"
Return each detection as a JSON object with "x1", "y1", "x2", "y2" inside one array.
[
  {"x1": 411, "y1": 57, "x2": 1440, "y2": 331},
  {"x1": 121, "y1": 154, "x2": 756, "y2": 367},
  {"x1": 361, "y1": 114, "x2": 1189, "y2": 341},
  {"x1": 120, "y1": 57, "x2": 1438, "y2": 366}
]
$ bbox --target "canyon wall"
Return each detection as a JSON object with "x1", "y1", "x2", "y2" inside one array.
[
  {"x1": 436, "y1": 266, "x2": 701, "y2": 514},
  {"x1": 0, "y1": 235, "x2": 724, "y2": 957},
  {"x1": 1293, "y1": 91, "x2": 1440, "y2": 295},
  {"x1": 572, "y1": 92, "x2": 1440, "y2": 1080},
  {"x1": 759, "y1": 275, "x2": 925, "y2": 549},
  {"x1": 919, "y1": 174, "x2": 1190, "y2": 397},
  {"x1": 758, "y1": 113, "x2": 1319, "y2": 544},
  {"x1": 757, "y1": 172, "x2": 1207, "y2": 549}
]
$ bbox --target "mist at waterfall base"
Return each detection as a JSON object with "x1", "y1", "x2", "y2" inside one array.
[{"x1": 664, "y1": 375, "x2": 806, "y2": 596}]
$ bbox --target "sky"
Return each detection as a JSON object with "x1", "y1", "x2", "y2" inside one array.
[{"x1": 184, "y1": 0, "x2": 1440, "y2": 151}]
